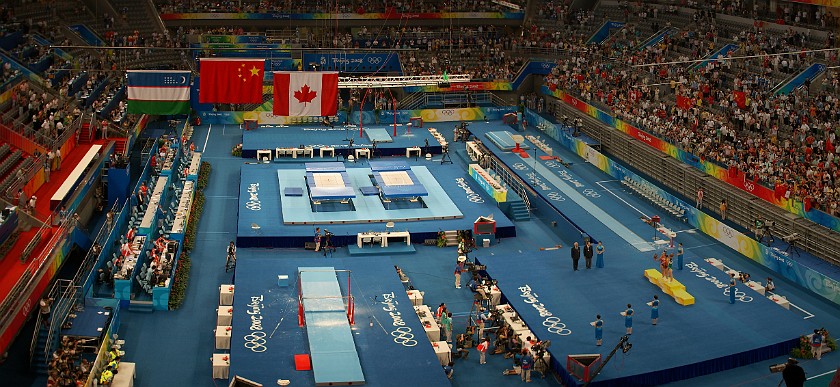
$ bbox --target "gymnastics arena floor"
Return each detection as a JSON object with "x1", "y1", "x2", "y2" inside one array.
[
  {"x1": 241, "y1": 123, "x2": 442, "y2": 158},
  {"x1": 236, "y1": 161, "x2": 515, "y2": 248},
  {"x1": 228, "y1": 254, "x2": 451, "y2": 387}
]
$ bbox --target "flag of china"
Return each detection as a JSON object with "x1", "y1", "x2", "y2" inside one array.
[
  {"x1": 199, "y1": 58, "x2": 265, "y2": 104},
  {"x1": 676, "y1": 95, "x2": 692, "y2": 110},
  {"x1": 732, "y1": 90, "x2": 747, "y2": 109}
]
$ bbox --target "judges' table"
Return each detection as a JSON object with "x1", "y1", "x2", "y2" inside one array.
[
  {"x1": 479, "y1": 285, "x2": 502, "y2": 307},
  {"x1": 170, "y1": 181, "x2": 194, "y2": 234},
  {"x1": 496, "y1": 304, "x2": 529, "y2": 333},
  {"x1": 432, "y1": 341, "x2": 451, "y2": 365},
  {"x1": 406, "y1": 289, "x2": 423, "y2": 306},
  {"x1": 220, "y1": 285, "x2": 235, "y2": 306},
  {"x1": 217, "y1": 306, "x2": 232, "y2": 326},
  {"x1": 215, "y1": 325, "x2": 232, "y2": 350},
  {"x1": 419, "y1": 315, "x2": 441, "y2": 342},
  {"x1": 746, "y1": 281, "x2": 766, "y2": 296},
  {"x1": 356, "y1": 231, "x2": 411, "y2": 248},
  {"x1": 111, "y1": 361, "x2": 136, "y2": 387},
  {"x1": 138, "y1": 176, "x2": 169, "y2": 233},
  {"x1": 212, "y1": 354, "x2": 230, "y2": 379}
]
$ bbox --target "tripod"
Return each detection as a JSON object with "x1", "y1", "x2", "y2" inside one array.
[{"x1": 534, "y1": 350, "x2": 550, "y2": 378}]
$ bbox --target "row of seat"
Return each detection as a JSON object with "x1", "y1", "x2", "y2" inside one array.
[
  {"x1": 0, "y1": 155, "x2": 32, "y2": 198},
  {"x1": 622, "y1": 176, "x2": 685, "y2": 218}
]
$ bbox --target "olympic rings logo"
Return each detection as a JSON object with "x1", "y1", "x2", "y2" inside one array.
[
  {"x1": 391, "y1": 326, "x2": 418, "y2": 347},
  {"x1": 512, "y1": 163, "x2": 528, "y2": 171},
  {"x1": 547, "y1": 192, "x2": 565, "y2": 201},
  {"x1": 542, "y1": 63, "x2": 552, "y2": 68},
  {"x1": 582, "y1": 189, "x2": 601, "y2": 198},
  {"x1": 544, "y1": 160, "x2": 561, "y2": 169},
  {"x1": 542, "y1": 316, "x2": 572, "y2": 336},
  {"x1": 723, "y1": 287, "x2": 753, "y2": 303},
  {"x1": 441, "y1": 109, "x2": 455, "y2": 116},
  {"x1": 244, "y1": 331, "x2": 268, "y2": 352},
  {"x1": 743, "y1": 181, "x2": 755, "y2": 192},
  {"x1": 368, "y1": 57, "x2": 382, "y2": 64},
  {"x1": 467, "y1": 193, "x2": 485, "y2": 203},
  {"x1": 245, "y1": 201, "x2": 261, "y2": 211}
]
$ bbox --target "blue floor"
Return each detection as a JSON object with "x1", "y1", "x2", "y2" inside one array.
[
  {"x1": 229, "y1": 255, "x2": 449, "y2": 387},
  {"x1": 3, "y1": 118, "x2": 837, "y2": 387},
  {"x1": 236, "y1": 160, "x2": 515, "y2": 248}
]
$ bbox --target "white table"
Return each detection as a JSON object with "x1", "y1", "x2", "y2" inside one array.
[
  {"x1": 706, "y1": 258, "x2": 724, "y2": 271},
  {"x1": 406, "y1": 146, "x2": 422, "y2": 158},
  {"x1": 355, "y1": 148, "x2": 370, "y2": 159},
  {"x1": 139, "y1": 176, "x2": 168, "y2": 230},
  {"x1": 215, "y1": 325, "x2": 232, "y2": 350},
  {"x1": 111, "y1": 361, "x2": 135, "y2": 387},
  {"x1": 212, "y1": 354, "x2": 230, "y2": 379},
  {"x1": 188, "y1": 152, "x2": 202, "y2": 176},
  {"x1": 356, "y1": 231, "x2": 411, "y2": 248},
  {"x1": 220, "y1": 285, "x2": 235, "y2": 306},
  {"x1": 217, "y1": 307, "x2": 232, "y2": 326},
  {"x1": 479, "y1": 285, "x2": 502, "y2": 307},
  {"x1": 170, "y1": 181, "x2": 194, "y2": 234},
  {"x1": 770, "y1": 295, "x2": 790, "y2": 309},
  {"x1": 414, "y1": 305, "x2": 434, "y2": 320},
  {"x1": 496, "y1": 304, "x2": 529, "y2": 333},
  {"x1": 746, "y1": 281, "x2": 766, "y2": 296},
  {"x1": 320, "y1": 147, "x2": 335, "y2": 158},
  {"x1": 432, "y1": 341, "x2": 451, "y2": 365},
  {"x1": 419, "y1": 315, "x2": 441, "y2": 342},
  {"x1": 407, "y1": 290, "x2": 423, "y2": 306},
  {"x1": 113, "y1": 255, "x2": 137, "y2": 280}
]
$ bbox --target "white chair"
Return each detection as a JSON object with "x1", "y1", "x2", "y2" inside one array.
[
  {"x1": 386, "y1": 222, "x2": 395, "y2": 232},
  {"x1": 362, "y1": 237, "x2": 372, "y2": 247}
]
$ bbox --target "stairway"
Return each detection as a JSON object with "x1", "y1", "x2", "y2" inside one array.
[
  {"x1": 443, "y1": 230, "x2": 459, "y2": 247},
  {"x1": 113, "y1": 137, "x2": 128, "y2": 155},
  {"x1": 128, "y1": 299, "x2": 154, "y2": 313},
  {"x1": 79, "y1": 122, "x2": 94, "y2": 143},
  {"x1": 30, "y1": 325, "x2": 50, "y2": 375},
  {"x1": 508, "y1": 199, "x2": 531, "y2": 221}
]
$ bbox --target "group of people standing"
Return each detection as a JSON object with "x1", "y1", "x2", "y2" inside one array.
[{"x1": 569, "y1": 240, "x2": 605, "y2": 270}]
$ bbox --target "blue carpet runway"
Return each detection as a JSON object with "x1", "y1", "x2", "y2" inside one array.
[{"x1": 229, "y1": 254, "x2": 451, "y2": 387}]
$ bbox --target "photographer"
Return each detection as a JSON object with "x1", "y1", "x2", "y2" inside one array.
[
  {"x1": 225, "y1": 241, "x2": 236, "y2": 272},
  {"x1": 781, "y1": 358, "x2": 805, "y2": 387}
]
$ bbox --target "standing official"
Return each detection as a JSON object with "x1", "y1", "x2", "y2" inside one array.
[
  {"x1": 649, "y1": 295, "x2": 659, "y2": 325},
  {"x1": 593, "y1": 315, "x2": 603, "y2": 346},
  {"x1": 571, "y1": 242, "x2": 580, "y2": 271},
  {"x1": 676, "y1": 243, "x2": 685, "y2": 270},
  {"x1": 583, "y1": 240, "x2": 594, "y2": 269},
  {"x1": 729, "y1": 273, "x2": 737, "y2": 304},
  {"x1": 622, "y1": 304, "x2": 634, "y2": 335},
  {"x1": 595, "y1": 241, "x2": 605, "y2": 268}
]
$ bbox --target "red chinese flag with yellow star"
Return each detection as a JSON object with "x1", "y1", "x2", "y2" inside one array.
[{"x1": 199, "y1": 58, "x2": 265, "y2": 104}]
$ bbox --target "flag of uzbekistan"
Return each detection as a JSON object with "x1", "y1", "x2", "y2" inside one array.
[{"x1": 127, "y1": 70, "x2": 191, "y2": 115}]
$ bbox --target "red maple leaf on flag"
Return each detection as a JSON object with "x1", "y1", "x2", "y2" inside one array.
[{"x1": 294, "y1": 84, "x2": 317, "y2": 105}]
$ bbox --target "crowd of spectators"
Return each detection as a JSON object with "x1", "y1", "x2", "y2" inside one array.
[
  {"x1": 156, "y1": 0, "x2": 526, "y2": 14},
  {"x1": 47, "y1": 336, "x2": 93, "y2": 387},
  {"x1": 542, "y1": 4, "x2": 840, "y2": 216}
]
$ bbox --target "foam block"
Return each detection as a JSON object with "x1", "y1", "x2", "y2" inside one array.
[{"x1": 294, "y1": 354, "x2": 311, "y2": 371}]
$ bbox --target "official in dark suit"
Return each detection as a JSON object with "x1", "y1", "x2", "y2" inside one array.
[
  {"x1": 583, "y1": 241, "x2": 594, "y2": 269},
  {"x1": 571, "y1": 242, "x2": 580, "y2": 271}
]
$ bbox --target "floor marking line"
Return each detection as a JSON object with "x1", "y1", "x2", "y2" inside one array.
[
  {"x1": 202, "y1": 124, "x2": 212, "y2": 152},
  {"x1": 808, "y1": 370, "x2": 836, "y2": 379},
  {"x1": 595, "y1": 181, "x2": 648, "y2": 218}
]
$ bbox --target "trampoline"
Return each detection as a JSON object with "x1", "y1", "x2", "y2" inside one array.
[
  {"x1": 304, "y1": 162, "x2": 355, "y2": 206},
  {"x1": 371, "y1": 169, "x2": 428, "y2": 209}
]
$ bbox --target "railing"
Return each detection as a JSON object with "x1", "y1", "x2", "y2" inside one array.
[
  {"x1": 41, "y1": 279, "x2": 78, "y2": 367},
  {"x1": 470, "y1": 141, "x2": 532, "y2": 212},
  {"x1": 0, "y1": 207, "x2": 75, "y2": 332}
]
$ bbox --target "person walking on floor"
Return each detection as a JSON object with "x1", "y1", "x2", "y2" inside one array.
[
  {"x1": 571, "y1": 242, "x2": 580, "y2": 271},
  {"x1": 729, "y1": 273, "x2": 737, "y2": 304},
  {"x1": 454, "y1": 260, "x2": 464, "y2": 289},
  {"x1": 811, "y1": 329, "x2": 824, "y2": 360},
  {"x1": 477, "y1": 337, "x2": 489, "y2": 364},
  {"x1": 595, "y1": 241, "x2": 605, "y2": 268},
  {"x1": 225, "y1": 241, "x2": 236, "y2": 272},
  {"x1": 720, "y1": 199, "x2": 728, "y2": 220},
  {"x1": 583, "y1": 240, "x2": 594, "y2": 269},
  {"x1": 592, "y1": 315, "x2": 603, "y2": 346},
  {"x1": 649, "y1": 295, "x2": 659, "y2": 325},
  {"x1": 676, "y1": 243, "x2": 685, "y2": 270},
  {"x1": 622, "y1": 304, "x2": 634, "y2": 335},
  {"x1": 519, "y1": 348, "x2": 534, "y2": 382},
  {"x1": 314, "y1": 227, "x2": 321, "y2": 252}
]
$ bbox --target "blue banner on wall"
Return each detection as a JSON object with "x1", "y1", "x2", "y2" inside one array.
[
  {"x1": 511, "y1": 61, "x2": 556, "y2": 89},
  {"x1": 586, "y1": 21, "x2": 625, "y2": 44},
  {"x1": 302, "y1": 53, "x2": 402, "y2": 73}
]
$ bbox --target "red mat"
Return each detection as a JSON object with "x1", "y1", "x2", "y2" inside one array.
[{"x1": 539, "y1": 155, "x2": 555, "y2": 160}]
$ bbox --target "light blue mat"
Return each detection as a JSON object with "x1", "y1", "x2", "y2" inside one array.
[
  {"x1": 485, "y1": 130, "x2": 530, "y2": 151},
  {"x1": 364, "y1": 128, "x2": 393, "y2": 143}
]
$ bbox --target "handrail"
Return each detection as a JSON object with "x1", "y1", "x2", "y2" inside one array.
[
  {"x1": 27, "y1": 307, "x2": 43, "y2": 368},
  {"x1": 470, "y1": 140, "x2": 533, "y2": 212},
  {"x1": 0, "y1": 206, "x2": 75, "y2": 332},
  {"x1": 42, "y1": 278, "x2": 77, "y2": 366}
]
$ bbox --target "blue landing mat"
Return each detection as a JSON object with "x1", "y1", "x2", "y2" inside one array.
[
  {"x1": 476, "y1": 246, "x2": 813, "y2": 386},
  {"x1": 229, "y1": 255, "x2": 451, "y2": 387},
  {"x1": 485, "y1": 130, "x2": 530, "y2": 151},
  {"x1": 60, "y1": 307, "x2": 112, "y2": 339},
  {"x1": 236, "y1": 162, "x2": 515, "y2": 248},
  {"x1": 365, "y1": 128, "x2": 393, "y2": 143},
  {"x1": 241, "y1": 124, "x2": 440, "y2": 158}
]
